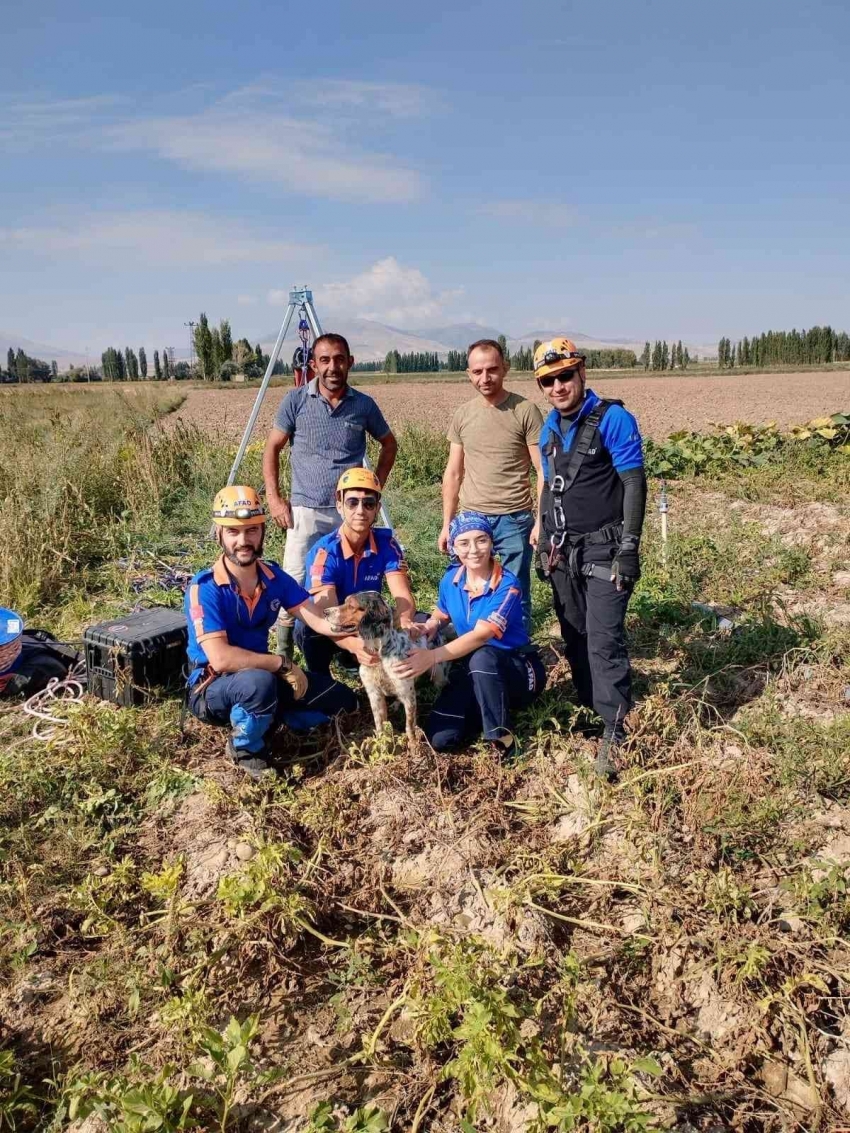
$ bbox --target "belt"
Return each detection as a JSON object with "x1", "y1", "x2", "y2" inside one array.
[{"x1": 190, "y1": 663, "x2": 219, "y2": 697}]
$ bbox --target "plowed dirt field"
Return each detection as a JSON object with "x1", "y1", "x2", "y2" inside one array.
[{"x1": 170, "y1": 369, "x2": 849, "y2": 441}]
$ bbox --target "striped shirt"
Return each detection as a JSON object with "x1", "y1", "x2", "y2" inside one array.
[{"x1": 274, "y1": 378, "x2": 391, "y2": 508}]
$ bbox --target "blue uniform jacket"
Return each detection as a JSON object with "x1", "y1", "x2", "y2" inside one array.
[
  {"x1": 185, "y1": 556, "x2": 309, "y2": 685},
  {"x1": 434, "y1": 560, "x2": 528, "y2": 652},
  {"x1": 305, "y1": 527, "x2": 407, "y2": 601},
  {"x1": 538, "y1": 388, "x2": 644, "y2": 484}
]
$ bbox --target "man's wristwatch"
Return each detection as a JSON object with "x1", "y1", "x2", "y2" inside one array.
[{"x1": 276, "y1": 654, "x2": 292, "y2": 674}]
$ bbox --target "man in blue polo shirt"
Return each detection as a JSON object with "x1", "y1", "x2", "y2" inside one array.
[
  {"x1": 185, "y1": 485, "x2": 358, "y2": 780},
  {"x1": 532, "y1": 338, "x2": 647, "y2": 780},
  {"x1": 296, "y1": 467, "x2": 417, "y2": 674},
  {"x1": 263, "y1": 333, "x2": 398, "y2": 658}
]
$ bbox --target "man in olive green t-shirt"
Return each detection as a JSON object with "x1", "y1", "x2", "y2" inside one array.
[{"x1": 438, "y1": 339, "x2": 544, "y2": 629}]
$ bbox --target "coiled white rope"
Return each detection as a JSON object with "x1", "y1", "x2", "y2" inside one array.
[{"x1": 22, "y1": 662, "x2": 87, "y2": 741}]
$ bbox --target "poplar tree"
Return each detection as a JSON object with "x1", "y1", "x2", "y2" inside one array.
[
  {"x1": 641, "y1": 342, "x2": 651, "y2": 370},
  {"x1": 139, "y1": 347, "x2": 148, "y2": 379},
  {"x1": 194, "y1": 314, "x2": 215, "y2": 380},
  {"x1": 162, "y1": 349, "x2": 171, "y2": 380},
  {"x1": 661, "y1": 341, "x2": 669, "y2": 370},
  {"x1": 219, "y1": 319, "x2": 233, "y2": 363},
  {"x1": 211, "y1": 327, "x2": 223, "y2": 375},
  {"x1": 153, "y1": 350, "x2": 162, "y2": 380},
  {"x1": 7, "y1": 348, "x2": 15, "y2": 378}
]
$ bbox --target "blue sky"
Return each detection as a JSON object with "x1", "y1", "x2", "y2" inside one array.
[{"x1": 2, "y1": 0, "x2": 849, "y2": 354}]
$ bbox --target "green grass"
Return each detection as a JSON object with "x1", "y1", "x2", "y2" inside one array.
[{"x1": 1, "y1": 389, "x2": 849, "y2": 1130}]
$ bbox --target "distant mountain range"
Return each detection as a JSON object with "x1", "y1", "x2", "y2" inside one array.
[
  {"x1": 0, "y1": 332, "x2": 89, "y2": 370},
  {"x1": 1, "y1": 322, "x2": 718, "y2": 371},
  {"x1": 259, "y1": 320, "x2": 717, "y2": 363}
]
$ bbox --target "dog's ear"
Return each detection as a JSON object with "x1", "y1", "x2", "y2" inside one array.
[{"x1": 358, "y1": 591, "x2": 391, "y2": 638}]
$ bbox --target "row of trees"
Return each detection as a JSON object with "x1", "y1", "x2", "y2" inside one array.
[
  {"x1": 101, "y1": 345, "x2": 171, "y2": 381},
  {"x1": 640, "y1": 340, "x2": 691, "y2": 371},
  {"x1": 383, "y1": 350, "x2": 441, "y2": 374},
  {"x1": 193, "y1": 314, "x2": 294, "y2": 381},
  {"x1": 3, "y1": 348, "x2": 56, "y2": 383},
  {"x1": 446, "y1": 338, "x2": 642, "y2": 373},
  {"x1": 717, "y1": 326, "x2": 850, "y2": 368}
]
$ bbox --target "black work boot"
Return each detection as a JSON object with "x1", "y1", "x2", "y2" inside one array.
[
  {"x1": 276, "y1": 623, "x2": 294, "y2": 660},
  {"x1": 226, "y1": 737, "x2": 274, "y2": 781},
  {"x1": 489, "y1": 732, "x2": 518, "y2": 764},
  {"x1": 594, "y1": 725, "x2": 625, "y2": 782}
]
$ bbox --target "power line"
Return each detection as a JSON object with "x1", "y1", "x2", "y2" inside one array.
[{"x1": 184, "y1": 321, "x2": 197, "y2": 374}]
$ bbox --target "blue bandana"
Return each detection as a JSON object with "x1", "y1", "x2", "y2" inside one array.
[{"x1": 448, "y1": 511, "x2": 494, "y2": 553}]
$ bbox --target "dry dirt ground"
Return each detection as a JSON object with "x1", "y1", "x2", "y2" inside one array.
[{"x1": 170, "y1": 370, "x2": 850, "y2": 441}]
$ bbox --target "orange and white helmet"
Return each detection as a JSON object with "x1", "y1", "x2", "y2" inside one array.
[
  {"x1": 336, "y1": 467, "x2": 382, "y2": 499},
  {"x1": 211, "y1": 485, "x2": 266, "y2": 527},
  {"x1": 533, "y1": 337, "x2": 586, "y2": 381}
]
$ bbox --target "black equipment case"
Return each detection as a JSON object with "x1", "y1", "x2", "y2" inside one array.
[{"x1": 84, "y1": 609, "x2": 188, "y2": 706}]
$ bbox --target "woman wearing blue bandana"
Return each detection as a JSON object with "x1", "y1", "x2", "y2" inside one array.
[{"x1": 396, "y1": 512, "x2": 545, "y2": 760}]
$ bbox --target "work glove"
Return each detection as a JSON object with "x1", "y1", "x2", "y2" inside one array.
[
  {"x1": 277, "y1": 657, "x2": 308, "y2": 700},
  {"x1": 611, "y1": 536, "x2": 640, "y2": 588}
]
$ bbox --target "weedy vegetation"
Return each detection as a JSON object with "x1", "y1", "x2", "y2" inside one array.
[{"x1": 1, "y1": 385, "x2": 849, "y2": 1130}]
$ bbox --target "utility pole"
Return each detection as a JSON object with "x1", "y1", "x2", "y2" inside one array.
[{"x1": 184, "y1": 321, "x2": 197, "y2": 375}]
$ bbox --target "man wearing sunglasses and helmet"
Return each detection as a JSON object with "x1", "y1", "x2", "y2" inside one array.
[
  {"x1": 533, "y1": 338, "x2": 647, "y2": 781},
  {"x1": 184, "y1": 485, "x2": 358, "y2": 780},
  {"x1": 297, "y1": 468, "x2": 418, "y2": 673}
]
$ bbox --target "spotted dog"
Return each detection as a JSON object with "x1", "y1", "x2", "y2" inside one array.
[{"x1": 324, "y1": 591, "x2": 447, "y2": 741}]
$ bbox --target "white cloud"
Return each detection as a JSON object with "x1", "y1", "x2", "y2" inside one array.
[
  {"x1": 478, "y1": 199, "x2": 578, "y2": 228},
  {"x1": 0, "y1": 94, "x2": 125, "y2": 144},
  {"x1": 0, "y1": 210, "x2": 317, "y2": 268},
  {"x1": 297, "y1": 257, "x2": 465, "y2": 327},
  {"x1": 292, "y1": 79, "x2": 442, "y2": 119},
  {"x1": 0, "y1": 84, "x2": 427, "y2": 204}
]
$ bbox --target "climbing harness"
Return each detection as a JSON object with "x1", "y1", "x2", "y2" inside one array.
[{"x1": 538, "y1": 400, "x2": 623, "y2": 582}]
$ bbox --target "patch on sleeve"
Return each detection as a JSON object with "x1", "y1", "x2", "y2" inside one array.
[
  {"x1": 309, "y1": 547, "x2": 330, "y2": 588},
  {"x1": 487, "y1": 585, "x2": 521, "y2": 636}
]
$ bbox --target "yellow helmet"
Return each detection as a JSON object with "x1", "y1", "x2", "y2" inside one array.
[
  {"x1": 533, "y1": 337, "x2": 586, "y2": 381},
  {"x1": 212, "y1": 485, "x2": 266, "y2": 527},
  {"x1": 336, "y1": 467, "x2": 382, "y2": 499}
]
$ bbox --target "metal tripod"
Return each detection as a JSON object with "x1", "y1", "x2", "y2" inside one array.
[{"x1": 226, "y1": 285, "x2": 392, "y2": 529}]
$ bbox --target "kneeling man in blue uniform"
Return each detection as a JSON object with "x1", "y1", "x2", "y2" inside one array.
[
  {"x1": 185, "y1": 486, "x2": 357, "y2": 779},
  {"x1": 297, "y1": 468, "x2": 419, "y2": 673}
]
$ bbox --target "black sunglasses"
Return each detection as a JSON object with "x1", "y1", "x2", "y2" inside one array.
[
  {"x1": 343, "y1": 496, "x2": 379, "y2": 511},
  {"x1": 537, "y1": 368, "x2": 582, "y2": 389}
]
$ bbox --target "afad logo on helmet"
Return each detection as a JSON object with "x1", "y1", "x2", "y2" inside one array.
[
  {"x1": 211, "y1": 485, "x2": 267, "y2": 527},
  {"x1": 533, "y1": 337, "x2": 586, "y2": 383}
]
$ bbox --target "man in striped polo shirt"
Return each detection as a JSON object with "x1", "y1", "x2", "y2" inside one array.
[{"x1": 263, "y1": 333, "x2": 398, "y2": 656}]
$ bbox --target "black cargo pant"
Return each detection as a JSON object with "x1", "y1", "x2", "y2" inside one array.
[{"x1": 548, "y1": 555, "x2": 633, "y2": 730}]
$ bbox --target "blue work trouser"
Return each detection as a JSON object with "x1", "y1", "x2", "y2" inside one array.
[
  {"x1": 486, "y1": 511, "x2": 535, "y2": 633},
  {"x1": 425, "y1": 645, "x2": 545, "y2": 751},
  {"x1": 188, "y1": 668, "x2": 358, "y2": 753}
]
